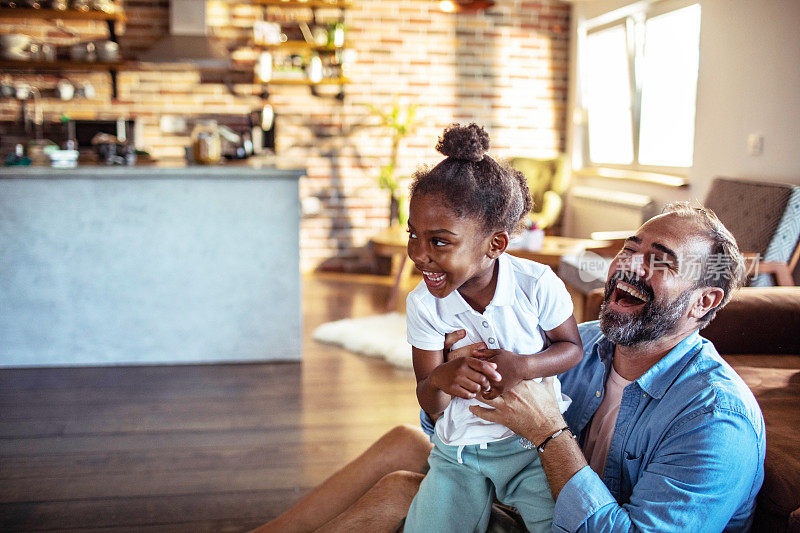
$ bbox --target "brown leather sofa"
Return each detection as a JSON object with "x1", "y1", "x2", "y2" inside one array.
[{"x1": 585, "y1": 287, "x2": 800, "y2": 532}]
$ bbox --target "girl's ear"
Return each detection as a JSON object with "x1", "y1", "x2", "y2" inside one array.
[{"x1": 486, "y1": 231, "x2": 509, "y2": 259}]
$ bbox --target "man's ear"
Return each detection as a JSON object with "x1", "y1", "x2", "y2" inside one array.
[
  {"x1": 486, "y1": 231, "x2": 510, "y2": 259},
  {"x1": 688, "y1": 287, "x2": 725, "y2": 320}
]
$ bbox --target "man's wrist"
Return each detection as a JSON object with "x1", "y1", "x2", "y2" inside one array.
[
  {"x1": 536, "y1": 426, "x2": 576, "y2": 453},
  {"x1": 523, "y1": 415, "x2": 567, "y2": 446}
]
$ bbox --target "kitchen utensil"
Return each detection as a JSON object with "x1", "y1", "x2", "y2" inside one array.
[
  {"x1": 69, "y1": 41, "x2": 96, "y2": 62},
  {"x1": 253, "y1": 21, "x2": 281, "y2": 45},
  {"x1": 49, "y1": 149, "x2": 78, "y2": 168},
  {"x1": 39, "y1": 43, "x2": 55, "y2": 61},
  {"x1": 28, "y1": 42, "x2": 41, "y2": 60},
  {"x1": 90, "y1": 0, "x2": 114, "y2": 13},
  {"x1": 191, "y1": 120, "x2": 221, "y2": 165},
  {"x1": 13, "y1": 82, "x2": 31, "y2": 100},
  {"x1": 307, "y1": 53, "x2": 323, "y2": 83},
  {"x1": 56, "y1": 79, "x2": 74, "y2": 100},
  {"x1": 77, "y1": 81, "x2": 96, "y2": 99},
  {"x1": 94, "y1": 40, "x2": 119, "y2": 62},
  {"x1": 0, "y1": 82, "x2": 15, "y2": 98},
  {"x1": 313, "y1": 26, "x2": 328, "y2": 46},
  {"x1": 27, "y1": 138, "x2": 58, "y2": 166},
  {"x1": 256, "y1": 52, "x2": 272, "y2": 83}
]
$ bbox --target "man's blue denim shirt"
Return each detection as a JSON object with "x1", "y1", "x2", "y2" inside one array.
[{"x1": 554, "y1": 321, "x2": 765, "y2": 532}]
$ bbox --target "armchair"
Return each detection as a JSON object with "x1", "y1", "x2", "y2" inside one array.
[
  {"x1": 509, "y1": 155, "x2": 569, "y2": 233},
  {"x1": 703, "y1": 177, "x2": 800, "y2": 287}
]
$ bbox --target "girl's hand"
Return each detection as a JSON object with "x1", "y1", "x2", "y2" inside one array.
[
  {"x1": 443, "y1": 329, "x2": 466, "y2": 359},
  {"x1": 472, "y1": 348, "x2": 524, "y2": 400},
  {"x1": 430, "y1": 357, "x2": 502, "y2": 400},
  {"x1": 442, "y1": 329, "x2": 486, "y2": 361}
]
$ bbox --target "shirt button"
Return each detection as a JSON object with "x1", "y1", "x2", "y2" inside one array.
[
  {"x1": 595, "y1": 390, "x2": 602, "y2": 398},
  {"x1": 482, "y1": 321, "x2": 489, "y2": 328},
  {"x1": 488, "y1": 338, "x2": 496, "y2": 345}
]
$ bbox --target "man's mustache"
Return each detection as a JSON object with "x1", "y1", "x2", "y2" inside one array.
[{"x1": 605, "y1": 271, "x2": 655, "y2": 303}]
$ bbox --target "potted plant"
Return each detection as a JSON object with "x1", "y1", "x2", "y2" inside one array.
[{"x1": 367, "y1": 101, "x2": 418, "y2": 226}]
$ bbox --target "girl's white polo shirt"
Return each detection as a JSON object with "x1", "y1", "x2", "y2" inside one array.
[{"x1": 406, "y1": 252, "x2": 574, "y2": 446}]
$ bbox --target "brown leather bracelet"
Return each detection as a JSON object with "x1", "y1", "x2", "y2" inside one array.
[{"x1": 536, "y1": 426, "x2": 576, "y2": 453}]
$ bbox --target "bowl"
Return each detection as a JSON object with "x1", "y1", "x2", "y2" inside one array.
[
  {"x1": 1, "y1": 48, "x2": 31, "y2": 61},
  {"x1": 0, "y1": 34, "x2": 32, "y2": 51}
]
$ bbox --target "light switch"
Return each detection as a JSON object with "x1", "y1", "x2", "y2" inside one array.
[{"x1": 747, "y1": 133, "x2": 764, "y2": 156}]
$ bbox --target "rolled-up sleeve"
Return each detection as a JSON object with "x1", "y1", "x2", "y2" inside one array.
[
  {"x1": 552, "y1": 466, "x2": 617, "y2": 532},
  {"x1": 552, "y1": 408, "x2": 763, "y2": 533}
]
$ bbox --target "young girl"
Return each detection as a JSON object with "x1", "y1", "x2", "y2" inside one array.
[{"x1": 404, "y1": 124, "x2": 583, "y2": 533}]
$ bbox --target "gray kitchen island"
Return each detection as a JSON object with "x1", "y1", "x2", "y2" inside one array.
[{"x1": 0, "y1": 165, "x2": 304, "y2": 367}]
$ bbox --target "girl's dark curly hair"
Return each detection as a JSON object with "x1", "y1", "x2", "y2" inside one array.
[{"x1": 410, "y1": 123, "x2": 533, "y2": 234}]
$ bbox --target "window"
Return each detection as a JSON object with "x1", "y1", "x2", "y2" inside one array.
[{"x1": 580, "y1": 3, "x2": 701, "y2": 171}]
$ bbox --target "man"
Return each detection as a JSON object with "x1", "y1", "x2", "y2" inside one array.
[
  {"x1": 471, "y1": 203, "x2": 765, "y2": 531},
  {"x1": 254, "y1": 203, "x2": 765, "y2": 533}
]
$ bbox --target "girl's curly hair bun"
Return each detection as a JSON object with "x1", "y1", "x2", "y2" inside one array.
[{"x1": 436, "y1": 123, "x2": 490, "y2": 162}]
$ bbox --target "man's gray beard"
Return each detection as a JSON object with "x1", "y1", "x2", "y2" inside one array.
[{"x1": 599, "y1": 288, "x2": 693, "y2": 347}]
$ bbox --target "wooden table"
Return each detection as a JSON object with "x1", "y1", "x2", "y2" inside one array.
[{"x1": 370, "y1": 225, "x2": 614, "y2": 309}]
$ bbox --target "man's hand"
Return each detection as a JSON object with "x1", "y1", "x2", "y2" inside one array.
[
  {"x1": 469, "y1": 378, "x2": 565, "y2": 445},
  {"x1": 472, "y1": 348, "x2": 525, "y2": 399},
  {"x1": 443, "y1": 329, "x2": 487, "y2": 361},
  {"x1": 430, "y1": 357, "x2": 502, "y2": 400}
]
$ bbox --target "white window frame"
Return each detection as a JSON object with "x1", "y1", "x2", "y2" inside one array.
[{"x1": 576, "y1": 0, "x2": 701, "y2": 178}]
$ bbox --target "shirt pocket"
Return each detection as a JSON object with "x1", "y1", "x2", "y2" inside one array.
[{"x1": 621, "y1": 450, "x2": 644, "y2": 498}]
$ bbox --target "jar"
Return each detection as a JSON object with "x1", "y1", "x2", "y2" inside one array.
[{"x1": 191, "y1": 119, "x2": 221, "y2": 165}]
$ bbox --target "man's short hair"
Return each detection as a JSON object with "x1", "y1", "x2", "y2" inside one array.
[{"x1": 661, "y1": 202, "x2": 746, "y2": 326}]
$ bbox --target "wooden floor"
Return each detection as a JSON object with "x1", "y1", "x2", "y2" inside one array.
[{"x1": 0, "y1": 275, "x2": 420, "y2": 532}]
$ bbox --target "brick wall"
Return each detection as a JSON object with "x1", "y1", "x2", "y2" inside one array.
[{"x1": 0, "y1": 0, "x2": 570, "y2": 271}]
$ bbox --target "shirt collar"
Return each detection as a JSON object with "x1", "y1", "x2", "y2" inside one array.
[
  {"x1": 594, "y1": 329, "x2": 703, "y2": 399},
  {"x1": 489, "y1": 253, "x2": 514, "y2": 307},
  {"x1": 439, "y1": 253, "x2": 513, "y2": 317},
  {"x1": 635, "y1": 330, "x2": 703, "y2": 399}
]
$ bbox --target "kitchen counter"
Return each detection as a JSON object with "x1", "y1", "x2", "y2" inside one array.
[
  {"x1": 0, "y1": 163, "x2": 305, "y2": 179},
  {"x1": 0, "y1": 166, "x2": 304, "y2": 367}
]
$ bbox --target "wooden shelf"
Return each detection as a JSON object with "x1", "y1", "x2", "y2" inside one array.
[
  {"x1": 0, "y1": 58, "x2": 125, "y2": 71},
  {"x1": 0, "y1": 7, "x2": 125, "y2": 98},
  {"x1": 255, "y1": 0, "x2": 348, "y2": 97},
  {"x1": 267, "y1": 76, "x2": 349, "y2": 85},
  {"x1": 257, "y1": 40, "x2": 346, "y2": 51},
  {"x1": 0, "y1": 7, "x2": 125, "y2": 22},
  {"x1": 253, "y1": 0, "x2": 350, "y2": 7}
]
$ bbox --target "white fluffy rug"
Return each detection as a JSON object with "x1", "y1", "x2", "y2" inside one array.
[{"x1": 312, "y1": 312, "x2": 412, "y2": 369}]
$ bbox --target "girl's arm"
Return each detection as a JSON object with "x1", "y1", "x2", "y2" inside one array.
[
  {"x1": 476, "y1": 315, "x2": 583, "y2": 399},
  {"x1": 413, "y1": 346, "x2": 501, "y2": 418},
  {"x1": 532, "y1": 314, "x2": 583, "y2": 377}
]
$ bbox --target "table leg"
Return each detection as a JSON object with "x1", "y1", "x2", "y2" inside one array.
[{"x1": 387, "y1": 254, "x2": 414, "y2": 310}]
